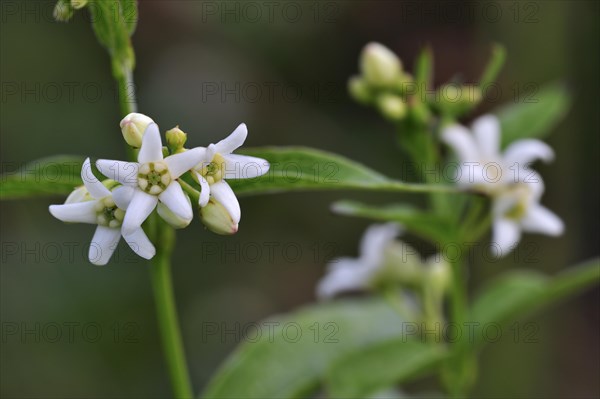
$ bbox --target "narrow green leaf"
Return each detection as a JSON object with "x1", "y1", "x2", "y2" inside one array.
[
  {"x1": 326, "y1": 339, "x2": 447, "y2": 398},
  {"x1": 331, "y1": 200, "x2": 456, "y2": 243},
  {"x1": 0, "y1": 156, "x2": 83, "y2": 200},
  {"x1": 120, "y1": 0, "x2": 138, "y2": 35},
  {"x1": 478, "y1": 44, "x2": 506, "y2": 89},
  {"x1": 229, "y1": 147, "x2": 456, "y2": 196},
  {"x1": 414, "y1": 47, "x2": 433, "y2": 92},
  {"x1": 202, "y1": 298, "x2": 406, "y2": 399},
  {"x1": 497, "y1": 83, "x2": 571, "y2": 147},
  {"x1": 470, "y1": 258, "x2": 599, "y2": 348}
]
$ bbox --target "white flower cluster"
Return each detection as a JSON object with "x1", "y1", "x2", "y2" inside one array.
[
  {"x1": 442, "y1": 114, "x2": 564, "y2": 255},
  {"x1": 49, "y1": 113, "x2": 270, "y2": 265}
]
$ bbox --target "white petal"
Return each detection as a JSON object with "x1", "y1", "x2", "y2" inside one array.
[
  {"x1": 164, "y1": 147, "x2": 206, "y2": 179},
  {"x1": 121, "y1": 190, "x2": 158, "y2": 235},
  {"x1": 195, "y1": 172, "x2": 210, "y2": 207},
  {"x1": 123, "y1": 228, "x2": 156, "y2": 260},
  {"x1": 223, "y1": 154, "x2": 270, "y2": 179},
  {"x1": 214, "y1": 123, "x2": 248, "y2": 154},
  {"x1": 521, "y1": 205, "x2": 564, "y2": 236},
  {"x1": 88, "y1": 225, "x2": 121, "y2": 266},
  {"x1": 158, "y1": 181, "x2": 193, "y2": 220},
  {"x1": 359, "y1": 223, "x2": 401, "y2": 267},
  {"x1": 65, "y1": 186, "x2": 88, "y2": 204},
  {"x1": 49, "y1": 201, "x2": 98, "y2": 224},
  {"x1": 81, "y1": 158, "x2": 110, "y2": 199},
  {"x1": 471, "y1": 114, "x2": 500, "y2": 159},
  {"x1": 503, "y1": 139, "x2": 555, "y2": 167},
  {"x1": 96, "y1": 160, "x2": 139, "y2": 186},
  {"x1": 441, "y1": 124, "x2": 480, "y2": 163},
  {"x1": 492, "y1": 218, "x2": 521, "y2": 257},
  {"x1": 112, "y1": 185, "x2": 135, "y2": 209},
  {"x1": 210, "y1": 180, "x2": 240, "y2": 224},
  {"x1": 316, "y1": 258, "x2": 370, "y2": 299},
  {"x1": 137, "y1": 123, "x2": 164, "y2": 163}
]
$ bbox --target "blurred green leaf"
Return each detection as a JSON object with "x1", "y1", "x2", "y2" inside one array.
[
  {"x1": 326, "y1": 339, "x2": 447, "y2": 398},
  {"x1": 478, "y1": 44, "x2": 506, "y2": 89},
  {"x1": 202, "y1": 298, "x2": 406, "y2": 399},
  {"x1": 331, "y1": 200, "x2": 456, "y2": 243},
  {"x1": 497, "y1": 83, "x2": 571, "y2": 147},
  {"x1": 414, "y1": 47, "x2": 433, "y2": 92},
  {"x1": 471, "y1": 257, "x2": 599, "y2": 348},
  {"x1": 231, "y1": 147, "x2": 454, "y2": 196},
  {"x1": 0, "y1": 156, "x2": 83, "y2": 200}
]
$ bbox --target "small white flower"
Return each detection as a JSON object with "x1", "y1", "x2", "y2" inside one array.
[
  {"x1": 96, "y1": 123, "x2": 204, "y2": 235},
  {"x1": 49, "y1": 158, "x2": 155, "y2": 265},
  {"x1": 316, "y1": 223, "x2": 401, "y2": 299},
  {"x1": 491, "y1": 171, "x2": 564, "y2": 255},
  {"x1": 193, "y1": 123, "x2": 270, "y2": 227},
  {"x1": 441, "y1": 114, "x2": 564, "y2": 255}
]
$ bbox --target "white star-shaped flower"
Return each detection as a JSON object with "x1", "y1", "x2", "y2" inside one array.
[
  {"x1": 49, "y1": 158, "x2": 155, "y2": 265},
  {"x1": 193, "y1": 123, "x2": 270, "y2": 227},
  {"x1": 316, "y1": 223, "x2": 402, "y2": 299},
  {"x1": 441, "y1": 114, "x2": 564, "y2": 255},
  {"x1": 96, "y1": 123, "x2": 204, "y2": 235}
]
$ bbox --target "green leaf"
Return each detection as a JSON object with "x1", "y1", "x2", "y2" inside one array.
[
  {"x1": 326, "y1": 339, "x2": 447, "y2": 398},
  {"x1": 202, "y1": 298, "x2": 407, "y2": 399},
  {"x1": 478, "y1": 44, "x2": 506, "y2": 89},
  {"x1": 331, "y1": 200, "x2": 456, "y2": 243},
  {"x1": 229, "y1": 147, "x2": 455, "y2": 196},
  {"x1": 1, "y1": 156, "x2": 83, "y2": 200},
  {"x1": 470, "y1": 258, "x2": 599, "y2": 348},
  {"x1": 120, "y1": 0, "x2": 138, "y2": 35},
  {"x1": 497, "y1": 83, "x2": 571, "y2": 147},
  {"x1": 414, "y1": 47, "x2": 433, "y2": 92}
]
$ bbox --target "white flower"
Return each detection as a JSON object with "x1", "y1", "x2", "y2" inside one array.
[
  {"x1": 49, "y1": 158, "x2": 155, "y2": 265},
  {"x1": 96, "y1": 123, "x2": 204, "y2": 235},
  {"x1": 491, "y1": 171, "x2": 564, "y2": 255},
  {"x1": 120, "y1": 113, "x2": 154, "y2": 148},
  {"x1": 441, "y1": 114, "x2": 555, "y2": 191},
  {"x1": 316, "y1": 223, "x2": 402, "y2": 299},
  {"x1": 193, "y1": 123, "x2": 270, "y2": 227},
  {"x1": 360, "y1": 42, "x2": 402, "y2": 87},
  {"x1": 441, "y1": 114, "x2": 564, "y2": 255}
]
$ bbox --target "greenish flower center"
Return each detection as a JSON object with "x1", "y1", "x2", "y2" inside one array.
[
  {"x1": 199, "y1": 153, "x2": 225, "y2": 185},
  {"x1": 138, "y1": 161, "x2": 171, "y2": 195},
  {"x1": 94, "y1": 197, "x2": 125, "y2": 228}
]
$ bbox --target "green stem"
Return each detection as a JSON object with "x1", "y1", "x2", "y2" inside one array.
[{"x1": 150, "y1": 222, "x2": 194, "y2": 399}]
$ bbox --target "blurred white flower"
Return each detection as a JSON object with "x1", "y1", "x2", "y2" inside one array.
[
  {"x1": 316, "y1": 223, "x2": 402, "y2": 299},
  {"x1": 193, "y1": 123, "x2": 270, "y2": 228},
  {"x1": 360, "y1": 42, "x2": 402, "y2": 87},
  {"x1": 97, "y1": 123, "x2": 204, "y2": 235},
  {"x1": 49, "y1": 158, "x2": 155, "y2": 265},
  {"x1": 441, "y1": 114, "x2": 563, "y2": 255}
]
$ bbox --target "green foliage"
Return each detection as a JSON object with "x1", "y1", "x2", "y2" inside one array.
[
  {"x1": 326, "y1": 339, "x2": 447, "y2": 398},
  {"x1": 471, "y1": 258, "x2": 600, "y2": 348},
  {"x1": 229, "y1": 147, "x2": 452, "y2": 196},
  {"x1": 478, "y1": 44, "x2": 506, "y2": 89},
  {"x1": 497, "y1": 83, "x2": 571, "y2": 147},
  {"x1": 331, "y1": 200, "x2": 456, "y2": 243},
  {"x1": 0, "y1": 156, "x2": 83, "y2": 200},
  {"x1": 202, "y1": 298, "x2": 406, "y2": 399}
]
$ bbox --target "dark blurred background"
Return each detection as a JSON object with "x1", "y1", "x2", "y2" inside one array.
[{"x1": 1, "y1": 1, "x2": 598, "y2": 397}]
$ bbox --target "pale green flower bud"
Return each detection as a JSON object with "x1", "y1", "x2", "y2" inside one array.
[
  {"x1": 53, "y1": 0, "x2": 74, "y2": 22},
  {"x1": 348, "y1": 76, "x2": 372, "y2": 104},
  {"x1": 157, "y1": 194, "x2": 192, "y2": 229},
  {"x1": 70, "y1": 0, "x2": 87, "y2": 9},
  {"x1": 200, "y1": 198, "x2": 238, "y2": 235},
  {"x1": 381, "y1": 242, "x2": 423, "y2": 286},
  {"x1": 166, "y1": 126, "x2": 188, "y2": 154},
  {"x1": 65, "y1": 185, "x2": 89, "y2": 204},
  {"x1": 376, "y1": 93, "x2": 407, "y2": 121},
  {"x1": 360, "y1": 42, "x2": 402, "y2": 87},
  {"x1": 425, "y1": 256, "x2": 451, "y2": 295},
  {"x1": 120, "y1": 113, "x2": 154, "y2": 148}
]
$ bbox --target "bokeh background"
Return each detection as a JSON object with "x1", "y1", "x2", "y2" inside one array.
[{"x1": 1, "y1": 1, "x2": 598, "y2": 397}]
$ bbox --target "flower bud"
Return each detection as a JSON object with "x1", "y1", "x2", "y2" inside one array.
[
  {"x1": 376, "y1": 93, "x2": 407, "y2": 121},
  {"x1": 200, "y1": 198, "x2": 238, "y2": 235},
  {"x1": 166, "y1": 126, "x2": 188, "y2": 153},
  {"x1": 348, "y1": 76, "x2": 372, "y2": 104},
  {"x1": 360, "y1": 42, "x2": 402, "y2": 87},
  {"x1": 53, "y1": 0, "x2": 74, "y2": 22},
  {"x1": 71, "y1": 0, "x2": 88, "y2": 9},
  {"x1": 120, "y1": 113, "x2": 154, "y2": 148},
  {"x1": 157, "y1": 194, "x2": 192, "y2": 229},
  {"x1": 65, "y1": 186, "x2": 89, "y2": 204},
  {"x1": 382, "y1": 242, "x2": 423, "y2": 286},
  {"x1": 425, "y1": 256, "x2": 451, "y2": 295}
]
